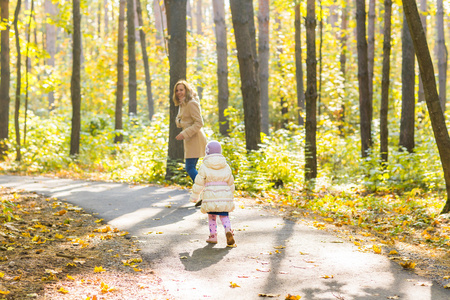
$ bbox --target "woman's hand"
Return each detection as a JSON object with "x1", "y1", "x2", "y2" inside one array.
[{"x1": 176, "y1": 133, "x2": 185, "y2": 140}]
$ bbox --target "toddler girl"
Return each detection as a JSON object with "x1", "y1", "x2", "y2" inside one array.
[{"x1": 189, "y1": 141, "x2": 235, "y2": 246}]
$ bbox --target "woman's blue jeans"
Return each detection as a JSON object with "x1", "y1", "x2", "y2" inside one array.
[{"x1": 185, "y1": 158, "x2": 199, "y2": 182}]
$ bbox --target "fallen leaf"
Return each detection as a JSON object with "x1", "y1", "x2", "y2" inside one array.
[
  {"x1": 274, "y1": 245, "x2": 286, "y2": 249},
  {"x1": 0, "y1": 272, "x2": 4, "y2": 278},
  {"x1": 180, "y1": 256, "x2": 188, "y2": 259},
  {"x1": 55, "y1": 209, "x2": 67, "y2": 216},
  {"x1": 58, "y1": 287, "x2": 69, "y2": 294},
  {"x1": 400, "y1": 261, "x2": 416, "y2": 269},
  {"x1": 238, "y1": 275, "x2": 249, "y2": 278},
  {"x1": 94, "y1": 266, "x2": 106, "y2": 273},
  {"x1": 444, "y1": 283, "x2": 450, "y2": 289},
  {"x1": 230, "y1": 281, "x2": 240, "y2": 288},
  {"x1": 285, "y1": 294, "x2": 301, "y2": 300},
  {"x1": 320, "y1": 275, "x2": 334, "y2": 279},
  {"x1": 0, "y1": 290, "x2": 10, "y2": 295},
  {"x1": 95, "y1": 219, "x2": 104, "y2": 223},
  {"x1": 389, "y1": 250, "x2": 398, "y2": 255},
  {"x1": 256, "y1": 268, "x2": 271, "y2": 272},
  {"x1": 415, "y1": 282, "x2": 432, "y2": 287},
  {"x1": 133, "y1": 268, "x2": 142, "y2": 272},
  {"x1": 373, "y1": 245, "x2": 382, "y2": 254}
]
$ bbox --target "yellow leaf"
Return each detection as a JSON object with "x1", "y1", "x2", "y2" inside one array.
[
  {"x1": 285, "y1": 294, "x2": 301, "y2": 300},
  {"x1": 373, "y1": 245, "x2": 382, "y2": 254},
  {"x1": 0, "y1": 290, "x2": 10, "y2": 295},
  {"x1": 95, "y1": 219, "x2": 104, "y2": 223},
  {"x1": 67, "y1": 263, "x2": 77, "y2": 267},
  {"x1": 13, "y1": 275, "x2": 21, "y2": 281},
  {"x1": 156, "y1": 232, "x2": 164, "y2": 234},
  {"x1": 274, "y1": 245, "x2": 286, "y2": 249},
  {"x1": 67, "y1": 275, "x2": 75, "y2": 280},
  {"x1": 275, "y1": 250, "x2": 281, "y2": 254},
  {"x1": 58, "y1": 287, "x2": 69, "y2": 294},
  {"x1": 321, "y1": 275, "x2": 334, "y2": 279},
  {"x1": 324, "y1": 218, "x2": 334, "y2": 222},
  {"x1": 444, "y1": 283, "x2": 450, "y2": 289},
  {"x1": 94, "y1": 266, "x2": 106, "y2": 273},
  {"x1": 55, "y1": 233, "x2": 64, "y2": 239},
  {"x1": 400, "y1": 261, "x2": 416, "y2": 269},
  {"x1": 0, "y1": 272, "x2": 4, "y2": 278},
  {"x1": 230, "y1": 281, "x2": 240, "y2": 288},
  {"x1": 133, "y1": 268, "x2": 142, "y2": 272},
  {"x1": 55, "y1": 209, "x2": 67, "y2": 216},
  {"x1": 443, "y1": 276, "x2": 450, "y2": 280},
  {"x1": 389, "y1": 250, "x2": 398, "y2": 255}
]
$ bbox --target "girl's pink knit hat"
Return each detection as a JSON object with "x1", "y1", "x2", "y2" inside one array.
[{"x1": 205, "y1": 140, "x2": 222, "y2": 155}]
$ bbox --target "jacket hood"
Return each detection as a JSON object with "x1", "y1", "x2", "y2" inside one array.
[{"x1": 203, "y1": 154, "x2": 227, "y2": 170}]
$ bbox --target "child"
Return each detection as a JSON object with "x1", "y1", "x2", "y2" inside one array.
[{"x1": 189, "y1": 141, "x2": 235, "y2": 246}]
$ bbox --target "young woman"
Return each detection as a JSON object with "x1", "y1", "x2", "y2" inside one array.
[{"x1": 174, "y1": 80, "x2": 208, "y2": 183}]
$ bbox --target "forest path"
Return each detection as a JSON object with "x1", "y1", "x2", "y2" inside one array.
[{"x1": 0, "y1": 175, "x2": 449, "y2": 300}]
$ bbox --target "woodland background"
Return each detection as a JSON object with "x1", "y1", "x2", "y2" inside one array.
[{"x1": 0, "y1": 0, "x2": 450, "y2": 236}]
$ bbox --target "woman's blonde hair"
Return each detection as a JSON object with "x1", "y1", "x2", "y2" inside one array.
[{"x1": 173, "y1": 80, "x2": 197, "y2": 106}]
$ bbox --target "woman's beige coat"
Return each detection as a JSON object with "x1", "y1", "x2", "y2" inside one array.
[
  {"x1": 176, "y1": 99, "x2": 207, "y2": 159},
  {"x1": 189, "y1": 154, "x2": 235, "y2": 214}
]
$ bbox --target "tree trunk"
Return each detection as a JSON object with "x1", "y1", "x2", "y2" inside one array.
[
  {"x1": 104, "y1": 0, "x2": 109, "y2": 35},
  {"x1": 127, "y1": 0, "x2": 138, "y2": 116},
  {"x1": 230, "y1": 0, "x2": 261, "y2": 151},
  {"x1": 154, "y1": 0, "x2": 164, "y2": 46},
  {"x1": 318, "y1": 2, "x2": 323, "y2": 117},
  {"x1": 399, "y1": 12, "x2": 415, "y2": 153},
  {"x1": 380, "y1": 0, "x2": 392, "y2": 164},
  {"x1": 70, "y1": 0, "x2": 82, "y2": 157},
  {"x1": 418, "y1": 0, "x2": 426, "y2": 103},
  {"x1": 276, "y1": 15, "x2": 287, "y2": 129},
  {"x1": 368, "y1": 0, "x2": 375, "y2": 121},
  {"x1": 13, "y1": 0, "x2": 22, "y2": 162},
  {"x1": 212, "y1": 0, "x2": 229, "y2": 136},
  {"x1": 165, "y1": 0, "x2": 187, "y2": 180},
  {"x1": 45, "y1": 0, "x2": 57, "y2": 111},
  {"x1": 295, "y1": 4, "x2": 305, "y2": 127},
  {"x1": 258, "y1": 0, "x2": 270, "y2": 134},
  {"x1": 305, "y1": 0, "x2": 317, "y2": 181},
  {"x1": 136, "y1": 0, "x2": 154, "y2": 121},
  {"x1": 187, "y1": 0, "x2": 193, "y2": 31},
  {"x1": 24, "y1": 0, "x2": 34, "y2": 146},
  {"x1": 356, "y1": 0, "x2": 372, "y2": 157},
  {"x1": 115, "y1": 0, "x2": 126, "y2": 144},
  {"x1": 196, "y1": 0, "x2": 203, "y2": 99},
  {"x1": 0, "y1": 0, "x2": 10, "y2": 160},
  {"x1": 437, "y1": 0, "x2": 447, "y2": 112},
  {"x1": 402, "y1": 0, "x2": 450, "y2": 214}
]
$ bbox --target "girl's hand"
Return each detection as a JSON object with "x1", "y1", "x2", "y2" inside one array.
[{"x1": 176, "y1": 133, "x2": 185, "y2": 140}]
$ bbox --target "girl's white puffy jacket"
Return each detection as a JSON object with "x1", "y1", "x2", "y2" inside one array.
[{"x1": 189, "y1": 154, "x2": 235, "y2": 214}]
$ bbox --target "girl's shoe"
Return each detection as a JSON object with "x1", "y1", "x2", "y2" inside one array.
[
  {"x1": 226, "y1": 231, "x2": 235, "y2": 246},
  {"x1": 206, "y1": 234, "x2": 217, "y2": 244}
]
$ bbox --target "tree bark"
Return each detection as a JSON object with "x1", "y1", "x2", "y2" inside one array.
[
  {"x1": 368, "y1": 0, "x2": 375, "y2": 120},
  {"x1": 13, "y1": 0, "x2": 22, "y2": 162},
  {"x1": 196, "y1": 0, "x2": 203, "y2": 99},
  {"x1": 0, "y1": 0, "x2": 10, "y2": 159},
  {"x1": 127, "y1": 0, "x2": 138, "y2": 116},
  {"x1": 165, "y1": 0, "x2": 187, "y2": 179},
  {"x1": 212, "y1": 0, "x2": 229, "y2": 136},
  {"x1": 437, "y1": 0, "x2": 447, "y2": 112},
  {"x1": 45, "y1": 0, "x2": 57, "y2": 111},
  {"x1": 305, "y1": 0, "x2": 317, "y2": 181},
  {"x1": 418, "y1": 0, "x2": 426, "y2": 103},
  {"x1": 380, "y1": 0, "x2": 392, "y2": 164},
  {"x1": 136, "y1": 0, "x2": 154, "y2": 121},
  {"x1": 115, "y1": 0, "x2": 126, "y2": 143},
  {"x1": 24, "y1": 0, "x2": 34, "y2": 146},
  {"x1": 356, "y1": 0, "x2": 372, "y2": 157},
  {"x1": 340, "y1": 0, "x2": 348, "y2": 77},
  {"x1": 230, "y1": 0, "x2": 261, "y2": 151},
  {"x1": 70, "y1": 0, "x2": 82, "y2": 156},
  {"x1": 399, "y1": 12, "x2": 415, "y2": 153},
  {"x1": 295, "y1": 4, "x2": 305, "y2": 127},
  {"x1": 402, "y1": 0, "x2": 450, "y2": 214},
  {"x1": 258, "y1": 0, "x2": 270, "y2": 134}
]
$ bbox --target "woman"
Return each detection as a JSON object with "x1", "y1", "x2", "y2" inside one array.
[{"x1": 174, "y1": 80, "x2": 208, "y2": 183}]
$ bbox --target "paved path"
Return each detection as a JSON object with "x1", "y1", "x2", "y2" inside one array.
[{"x1": 1, "y1": 175, "x2": 449, "y2": 300}]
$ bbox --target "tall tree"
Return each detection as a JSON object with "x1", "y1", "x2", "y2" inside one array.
[
  {"x1": 165, "y1": 0, "x2": 187, "y2": 179},
  {"x1": 23, "y1": 0, "x2": 34, "y2": 146},
  {"x1": 45, "y1": 0, "x2": 57, "y2": 111},
  {"x1": 318, "y1": 1, "x2": 323, "y2": 117},
  {"x1": 196, "y1": 0, "x2": 203, "y2": 99},
  {"x1": 104, "y1": 0, "x2": 109, "y2": 35},
  {"x1": 230, "y1": 0, "x2": 261, "y2": 151},
  {"x1": 13, "y1": 0, "x2": 22, "y2": 161},
  {"x1": 115, "y1": 0, "x2": 126, "y2": 143},
  {"x1": 436, "y1": 0, "x2": 447, "y2": 112},
  {"x1": 368, "y1": 0, "x2": 375, "y2": 117},
  {"x1": 340, "y1": 0, "x2": 348, "y2": 77},
  {"x1": 305, "y1": 0, "x2": 317, "y2": 181},
  {"x1": 127, "y1": 0, "x2": 137, "y2": 116},
  {"x1": 399, "y1": 12, "x2": 415, "y2": 153},
  {"x1": 70, "y1": 0, "x2": 82, "y2": 156},
  {"x1": 258, "y1": 0, "x2": 270, "y2": 134},
  {"x1": 136, "y1": 0, "x2": 154, "y2": 121},
  {"x1": 0, "y1": 0, "x2": 10, "y2": 160},
  {"x1": 212, "y1": 0, "x2": 229, "y2": 136},
  {"x1": 418, "y1": 0, "x2": 427, "y2": 103},
  {"x1": 356, "y1": 0, "x2": 372, "y2": 157},
  {"x1": 295, "y1": 3, "x2": 305, "y2": 126},
  {"x1": 380, "y1": 0, "x2": 392, "y2": 164},
  {"x1": 402, "y1": 0, "x2": 450, "y2": 214}
]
